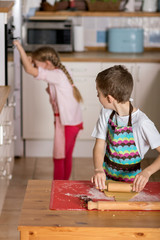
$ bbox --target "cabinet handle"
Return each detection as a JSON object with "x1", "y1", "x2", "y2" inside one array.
[
  {"x1": 6, "y1": 162, "x2": 13, "y2": 180},
  {"x1": 7, "y1": 174, "x2": 12, "y2": 180},
  {"x1": 12, "y1": 135, "x2": 17, "y2": 141},
  {"x1": 8, "y1": 102, "x2": 16, "y2": 107},
  {"x1": 7, "y1": 157, "x2": 12, "y2": 163},
  {"x1": 4, "y1": 135, "x2": 16, "y2": 145},
  {"x1": 1, "y1": 169, "x2": 7, "y2": 177},
  {"x1": 2, "y1": 121, "x2": 12, "y2": 126},
  {"x1": 5, "y1": 139, "x2": 12, "y2": 145}
]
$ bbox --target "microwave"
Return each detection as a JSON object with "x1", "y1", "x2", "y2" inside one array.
[{"x1": 22, "y1": 19, "x2": 73, "y2": 52}]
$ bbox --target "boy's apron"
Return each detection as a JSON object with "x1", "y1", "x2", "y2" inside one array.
[{"x1": 103, "y1": 102, "x2": 142, "y2": 182}]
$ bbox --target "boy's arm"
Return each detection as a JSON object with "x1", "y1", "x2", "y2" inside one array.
[
  {"x1": 91, "y1": 138, "x2": 106, "y2": 190},
  {"x1": 133, "y1": 146, "x2": 160, "y2": 192},
  {"x1": 14, "y1": 40, "x2": 38, "y2": 77}
]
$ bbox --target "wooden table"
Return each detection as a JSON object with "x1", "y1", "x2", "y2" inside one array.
[{"x1": 18, "y1": 180, "x2": 160, "y2": 240}]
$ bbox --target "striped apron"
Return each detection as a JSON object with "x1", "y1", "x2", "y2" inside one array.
[{"x1": 103, "y1": 102, "x2": 142, "y2": 182}]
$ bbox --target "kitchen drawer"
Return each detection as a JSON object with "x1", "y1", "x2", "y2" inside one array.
[
  {"x1": 4, "y1": 125, "x2": 14, "y2": 139},
  {"x1": 3, "y1": 105, "x2": 14, "y2": 122},
  {"x1": 0, "y1": 144, "x2": 7, "y2": 158},
  {"x1": 6, "y1": 142, "x2": 14, "y2": 158},
  {"x1": 0, "y1": 107, "x2": 14, "y2": 130},
  {"x1": 63, "y1": 62, "x2": 101, "y2": 77},
  {"x1": 0, "y1": 157, "x2": 7, "y2": 172},
  {"x1": 5, "y1": 157, "x2": 14, "y2": 180},
  {"x1": 0, "y1": 157, "x2": 13, "y2": 180},
  {"x1": 0, "y1": 107, "x2": 7, "y2": 123}
]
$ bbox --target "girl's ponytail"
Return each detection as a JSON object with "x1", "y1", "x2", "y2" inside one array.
[
  {"x1": 72, "y1": 85, "x2": 83, "y2": 103},
  {"x1": 58, "y1": 62, "x2": 83, "y2": 103}
]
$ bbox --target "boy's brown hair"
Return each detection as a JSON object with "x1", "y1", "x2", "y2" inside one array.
[{"x1": 96, "y1": 65, "x2": 133, "y2": 103}]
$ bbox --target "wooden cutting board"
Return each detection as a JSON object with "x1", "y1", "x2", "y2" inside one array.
[{"x1": 49, "y1": 180, "x2": 160, "y2": 211}]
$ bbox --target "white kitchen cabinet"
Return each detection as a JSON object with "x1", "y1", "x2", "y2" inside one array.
[
  {"x1": 0, "y1": 98, "x2": 15, "y2": 215},
  {"x1": 0, "y1": 61, "x2": 15, "y2": 214},
  {"x1": 133, "y1": 63, "x2": 160, "y2": 132},
  {"x1": 22, "y1": 61, "x2": 160, "y2": 157},
  {"x1": 64, "y1": 62, "x2": 101, "y2": 139},
  {"x1": 22, "y1": 69, "x2": 54, "y2": 139}
]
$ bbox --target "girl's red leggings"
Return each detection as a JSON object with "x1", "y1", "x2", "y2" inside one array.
[{"x1": 53, "y1": 124, "x2": 82, "y2": 180}]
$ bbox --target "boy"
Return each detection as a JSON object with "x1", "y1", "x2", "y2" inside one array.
[{"x1": 91, "y1": 65, "x2": 160, "y2": 192}]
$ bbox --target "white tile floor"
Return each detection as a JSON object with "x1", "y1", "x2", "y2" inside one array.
[{"x1": 0, "y1": 157, "x2": 159, "y2": 240}]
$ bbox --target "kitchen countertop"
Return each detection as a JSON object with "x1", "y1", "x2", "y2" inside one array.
[
  {"x1": 0, "y1": 86, "x2": 10, "y2": 113},
  {"x1": 9, "y1": 51, "x2": 160, "y2": 63},
  {"x1": 0, "y1": 1, "x2": 14, "y2": 13},
  {"x1": 59, "y1": 50, "x2": 160, "y2": 63},
  {"x1": 34, "y1": 10, "x2": 160, "y2": 18},
  {"x1": 18, "y1": 180, "x2": 160, "y2": 240}
]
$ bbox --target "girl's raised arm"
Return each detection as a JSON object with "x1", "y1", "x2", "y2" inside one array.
[{"x1": 14, "y1": 40, "x2": 38, "y2": 77}]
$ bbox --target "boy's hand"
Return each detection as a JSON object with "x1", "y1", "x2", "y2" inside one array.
[
  {"x1": 132, "y1": 169, "x2": 150, "y2": 192},
  {"x1": 91, "y1": 169, "x2": 106, "y2": 190}
]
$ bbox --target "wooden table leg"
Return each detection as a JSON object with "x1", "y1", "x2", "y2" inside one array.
[{"x1": 20, "y1": 231, "x2": 29, "y2": 240}]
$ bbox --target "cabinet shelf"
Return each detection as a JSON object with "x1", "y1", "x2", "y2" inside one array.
[
  {"x1": 0, "y1": 1, "x2": 14, "y2": 13},
  {"x1": 34, "y1": 11, "x2": 160, "y2": 18}
]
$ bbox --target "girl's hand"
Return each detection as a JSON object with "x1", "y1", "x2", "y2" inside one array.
[
  {"x1": 91, "y1": 169, "x2": 106, "y2": 190},
  {"x1": 132, "y1": 169, "x2": 150, "y2": 192},
  {"x1": 13, "y1": 40, "x2": 21, "y2": 47}
]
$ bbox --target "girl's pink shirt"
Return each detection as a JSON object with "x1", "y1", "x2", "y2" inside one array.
[{"x1": 35, "y1": 67, "x2": 83, "y2": 126}]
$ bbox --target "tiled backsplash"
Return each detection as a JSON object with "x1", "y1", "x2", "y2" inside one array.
[{"x1": 71, "y1": 16, "x2": 160, "y2": 48}]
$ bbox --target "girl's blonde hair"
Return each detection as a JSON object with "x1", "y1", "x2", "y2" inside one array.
[{"x1": 32, "y1": 47, "x2": 83, "y2": 103}]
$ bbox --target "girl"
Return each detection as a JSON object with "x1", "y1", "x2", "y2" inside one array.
[
  {"x1": 14, "y1": 40, "x2": 83, "y2": 180},
  {"x1": 91, "y1": 65, "x2": 160, "y2": 192}
]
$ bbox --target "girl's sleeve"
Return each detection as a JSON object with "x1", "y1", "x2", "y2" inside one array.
[
  {"x1": 141, "y1": 120, "x2": 160, "y2": 150},
  {"x1": 35, "y1": 67, "x2": 62, "y2": 84},
  {"x1": 91, "y1": 108, "x2": 109, "y2": 140}
]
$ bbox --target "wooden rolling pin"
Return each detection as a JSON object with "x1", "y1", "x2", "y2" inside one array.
[
  {"x1": 88, "y1": 201, "x2": 160, "y2": 211},
  {"x1": 106, "y1": 182, "x2": 133, "y2": 192}
]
